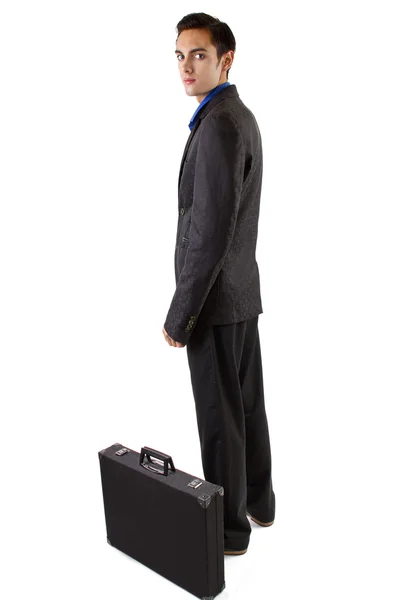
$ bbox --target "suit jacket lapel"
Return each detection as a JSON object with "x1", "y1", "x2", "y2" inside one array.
[
  {"x1": 178, "y1": 119, "x2": 201, "y2": 190},
  {"x1": 177, "y1": 85, "x2": 239, "y2": 190}
]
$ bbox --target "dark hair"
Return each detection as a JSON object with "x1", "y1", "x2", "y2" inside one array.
[{"x1": 176, "y1": 13, "x2": 236, "y2": 80}]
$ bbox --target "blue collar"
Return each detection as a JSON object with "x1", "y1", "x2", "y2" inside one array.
[{"x1": 188, "y1": 81, "x2": 231, "y2": 131}]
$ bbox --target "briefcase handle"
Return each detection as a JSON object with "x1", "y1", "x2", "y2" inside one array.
[{"x1": 140, "y1": 446, "x2": 176, "y2": 477}]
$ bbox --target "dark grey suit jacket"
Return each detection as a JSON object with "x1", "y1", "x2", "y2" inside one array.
[{"x1": 164, "y1": 84, "x2": 263, "y2": 345}]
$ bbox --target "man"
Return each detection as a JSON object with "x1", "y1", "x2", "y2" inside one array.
[{"x1": 162, "y1": 13, "x2": 275, "y2": 556}]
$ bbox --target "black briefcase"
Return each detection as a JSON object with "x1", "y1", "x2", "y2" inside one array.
[{"x1": 98, "y1": 443, "x2": 226, "y2": 600}]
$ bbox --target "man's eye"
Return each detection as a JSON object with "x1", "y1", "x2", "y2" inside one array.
[{"x1": 177, "y1": 54, "x2": 205, "y2": 60}]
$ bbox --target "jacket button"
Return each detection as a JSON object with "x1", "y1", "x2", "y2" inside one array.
[{"x1": 180, "y1": 207, "x2": 185, "y2": 215}]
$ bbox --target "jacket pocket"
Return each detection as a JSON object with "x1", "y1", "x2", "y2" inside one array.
[{"x1": 180, "y1": 218, "x2": 191, "y2": 247}]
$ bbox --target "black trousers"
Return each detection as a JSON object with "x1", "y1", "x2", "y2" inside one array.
[{"x1": 186, "y1": 315, "x2": 275, "y2": 551}]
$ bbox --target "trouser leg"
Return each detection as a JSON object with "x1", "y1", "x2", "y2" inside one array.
[
  {"x1": 187, "y1": 317, "x2": 270, "y2": 550},
  {"x1": 240, "y1": 317, "x2": 276, "y2": 523}
]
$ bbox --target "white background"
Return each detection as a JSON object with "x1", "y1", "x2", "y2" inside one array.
[{"x1": 1, "y1": 1, "x2": 399, "y2": 598}]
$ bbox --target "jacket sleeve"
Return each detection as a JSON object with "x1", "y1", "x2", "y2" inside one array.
[{"x1": 164, "y1": 114, "x2": 245, "y2": 345}]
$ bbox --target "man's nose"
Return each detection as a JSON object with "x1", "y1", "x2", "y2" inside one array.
[{"x1": 181, "y1": 59, "x2": 193, "y2": 72}]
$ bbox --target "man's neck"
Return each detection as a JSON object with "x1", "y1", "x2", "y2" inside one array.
[{"x1": 195, "y1": 80, "x2": 228, "y2": 104}]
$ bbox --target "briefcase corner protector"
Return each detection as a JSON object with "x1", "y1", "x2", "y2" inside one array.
[{"x1": 197, "y1": 487, "x2": 223, "y2": 508}]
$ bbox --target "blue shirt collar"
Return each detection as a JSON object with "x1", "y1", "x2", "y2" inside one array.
[{"x1": 188, "y1": 81, "x2": 231, "y2": 131}]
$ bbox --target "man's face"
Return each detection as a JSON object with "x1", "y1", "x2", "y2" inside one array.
[{"x1": 175, "y1": 28, "x2": 233, "y2": 103}]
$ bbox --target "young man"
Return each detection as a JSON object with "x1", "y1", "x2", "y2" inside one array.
[{"x1": 162, "y1": 13, "x2": 276, "y2": 556}]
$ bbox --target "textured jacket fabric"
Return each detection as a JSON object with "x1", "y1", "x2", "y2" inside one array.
[{"x1": 164, "y1": 84, "x2": 264, "y2": 345}]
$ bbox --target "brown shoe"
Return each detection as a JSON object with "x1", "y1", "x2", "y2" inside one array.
[
  {"x1": 247, "y1": 512, "x2": 274, "y2": 527},
  {"x1": 224, "y1": 548, "x2": 248, "y2": 555}
]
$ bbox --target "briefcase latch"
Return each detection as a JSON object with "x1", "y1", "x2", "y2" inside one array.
[
  {"x1": 187, "y1": 478, "x2": 203, "y2": 489},
  {"x1": 115, "y1": 447, "x2": 129, "y2": 456}
]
